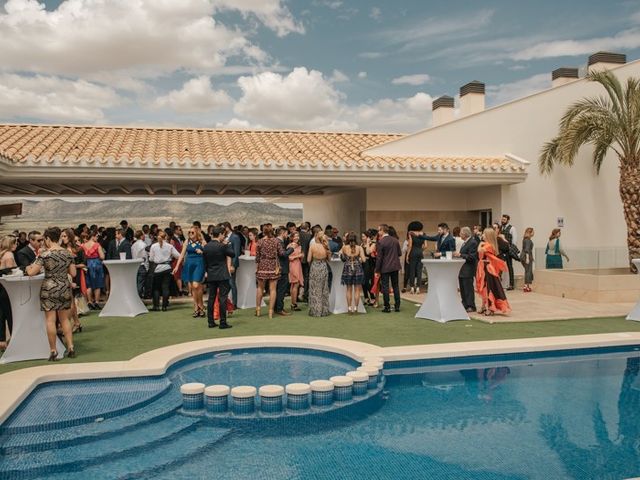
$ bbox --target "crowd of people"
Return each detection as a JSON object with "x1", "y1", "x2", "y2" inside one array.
[{"x1": 0, "y1": 214, "x2": 570, "y2": 361}]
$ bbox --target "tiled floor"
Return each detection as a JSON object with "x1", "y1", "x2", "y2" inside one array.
[{"x1": 401, "y1": 289, "x2": 635, "y2": 323}]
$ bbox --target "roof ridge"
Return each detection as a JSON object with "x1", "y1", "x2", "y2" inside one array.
[{"x1": 0, "y1": 123, "x2": 405, "y2": 137}]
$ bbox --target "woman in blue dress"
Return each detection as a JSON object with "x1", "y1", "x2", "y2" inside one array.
[{"x1": 173, "y1": 228, "x2": 206, "y2": 317}]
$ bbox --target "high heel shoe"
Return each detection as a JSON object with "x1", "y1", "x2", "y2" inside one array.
[
  {"x1": 48, "y1": 350, "x2": 58, "y2": 362},
  {"x1": 198, "y1": 308, "x2": 206, "y2": 318},
  {"x1": 291, "y1": 303, "x2": 301, "y2": 312},
  {"x1": 255, "y1": 307, "x2": 262, "y2": 317},
  {"x1": 268, "y1": 310, "x2": 274, "y2": 319},
  {"x1": 192, "y1": 309, "x2": 199, "y2": 318},
  {"x1": 67, "y1": 348, "x2": 76, "y2": 358},
  {"x1": 72, "y1": 324, "x2": 83, "y2": 334}
]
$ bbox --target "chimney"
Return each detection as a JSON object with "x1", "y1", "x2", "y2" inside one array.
[
  {"x1": 432, "y1": 95, "x2": 454, "y2": 127},
  {"x1": 459, "y1": 81, "x2": 485, "y2": 117},
  {"x1": 588, "y1": 51, "x2": 626, "y2": 73},
  {"x1": 552, "y1": 67, "x2": 579, "y2": 87}
]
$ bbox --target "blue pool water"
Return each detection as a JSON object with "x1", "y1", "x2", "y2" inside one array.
[{"x1": 2, "y1": 347, "x2": 640, "y2": 479}]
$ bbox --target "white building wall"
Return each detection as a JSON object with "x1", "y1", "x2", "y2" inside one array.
[
  {"x1": 365, "y1": 60, "x2": 640, "y2": 264},
  {"x1": 301, "y1": 189, "x2": 366, "y2": 233}
]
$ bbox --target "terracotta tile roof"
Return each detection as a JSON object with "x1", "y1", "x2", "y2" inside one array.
[{"x1": 0, "y1": 124, "x2": 525, "y2": 173}]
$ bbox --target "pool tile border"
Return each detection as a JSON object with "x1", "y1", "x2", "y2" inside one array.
[{"x1": 2, "y1": 332, "x2": 640, "y2": 425}]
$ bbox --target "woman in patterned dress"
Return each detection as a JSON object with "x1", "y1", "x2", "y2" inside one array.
[
  {"x1": 340, "y1": 232, "x2": 366, "y2": 314},
  {"x1": 27, "y1": 227, "x2": 77, "y2": 361},
  {"x1": 255, "y1": 225, "x2": 284, "y2": 319},
  {"x1": 307, "y1": 231, "x2": 330, "y2": 317},
  {"x1": 288, "y1": 232, "x2": 304, "y2": 312}
]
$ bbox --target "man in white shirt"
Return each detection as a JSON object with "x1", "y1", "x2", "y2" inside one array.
[{"x1": 148, "y1": 232, "x2": 180, "y2": 311}]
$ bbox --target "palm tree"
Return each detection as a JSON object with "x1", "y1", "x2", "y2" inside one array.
[{"x1": 539, "y1": 70, "x2": 640, "y2": 271}]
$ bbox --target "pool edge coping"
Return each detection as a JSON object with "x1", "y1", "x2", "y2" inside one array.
[{"x1": 2, "y1": 332, "x2": 640, "y2": 425}]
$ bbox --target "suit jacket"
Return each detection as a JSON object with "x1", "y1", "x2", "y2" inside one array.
[
  {"x1": 203, "y1": 240, "x2": 235, "y2": 282},
  {"x1": 107, "y1": 239, "x2": 132, "y2": 260},
  {"x1": 418, "y1": 233, "x2": 456, "y2": 255},
  {"x1": 16, "y1": 246, "x2": 36, "y2": 269},
  {"x1": 458, "y1": 237, "x2": 479, "y2": 278},
  {"x1": 228, "y1": 232, "x2": 243, "y2": 269},
  {"x1": 375, "y1": 235, "x2": 402, "y2": 273},
  {"x1": 299, "y1": 230, "x2": 312, "y2": 264},
  {"x1": 278, "y1": 238, "x2": 294, "y2": 275}
]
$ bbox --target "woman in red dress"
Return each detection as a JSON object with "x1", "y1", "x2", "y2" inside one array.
[
  {"x1": 247, "y1": 229, "x2": 258, "y2": 256},
  {"x1": 255, "y1": 225, "x2": 284, "y2": 319},
  {"x1": 476, "y1": 228, "x2": 511, "y2": 316}
]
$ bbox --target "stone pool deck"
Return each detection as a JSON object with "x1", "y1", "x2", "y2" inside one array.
[{"x1": 401, "y1": 289, "x2": 635, "y2": 322}]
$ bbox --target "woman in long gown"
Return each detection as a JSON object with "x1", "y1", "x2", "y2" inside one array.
[
  {"x1": 476, "y1": 228, "x2": 511, "y2": 316},
  {"x1": 307, "y1": 231, "x2": 330, "y2": 317},
  {"x1": 288, "y1": 232, "x2": 304, "y2": 311}
]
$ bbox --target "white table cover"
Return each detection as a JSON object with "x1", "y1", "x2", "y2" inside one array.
[
  {"x1": 0, "y1": 274, "x2": 65, "y2": 363},
  {"x1": 100, "y1": 259, "x2": 148, "y2": 317},
  {"x1": 328, "y1": 258, "x2": 366, "y2": 314},
  {"x1": 627, "y1": 259, "x2": 640, "y2": 321},
  {"x1": 236, "y1": 256, "x2": 265, "y2": 309},
  {"x1": 415, "y1": 259, "x2": 469, "y2": 322}
]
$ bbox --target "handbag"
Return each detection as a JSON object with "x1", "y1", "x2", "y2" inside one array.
[
  {"x1": 508, "y1": 242, "x2": 521, "y2": 261},
  {"x1": 75, "y1": 295, "x2": 90, "y2": 316}
]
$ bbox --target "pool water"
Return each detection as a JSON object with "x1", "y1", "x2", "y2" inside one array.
[{"x1": 2, "y1": 348, "x2": 640, "y2": 479}]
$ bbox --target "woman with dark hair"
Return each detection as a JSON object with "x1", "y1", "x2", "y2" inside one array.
[
  {"x1": 255, "y1": 224, "x2": 284, "y2": 319},
  {"x1": 149, "y1": 231, "x2": 180, "y2": 311},
  {"x1": 81, "y1": 230, "x2": 105, "y2": 310},
  {"x1": 247, "y1": 229, "x2": 258, "y2": 256},
  {"x1": 405, "y1": 221, "x2": 425, "y2": 294},
  {"x1": 476, "y1": 228, "x2": 510, "y2": 316},
  {"x1": 545, "y1": 228, "x2": 569, "y2": 269},
  {"x1": 60, "y1": 228, "x2": 85, "y2": 333},
  {"x1": 307, "y1": 231, "x2": 330, "y2": 317},
  {"x1": 26, "y1": 227, "x2": 77, "y2": 360},
  {"x1": 340, "y1": 232, "x2": 366, "y2": 314}
]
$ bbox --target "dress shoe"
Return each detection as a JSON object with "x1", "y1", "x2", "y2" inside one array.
[
  {"x1": 219, "y1": 323, "x2": 233, "y2": 329},
  {"x1": 466, "y1": 307, "x2": 476, "y2": 313},
  {"x1": 208, "y1": 322, "x2": 218, "y2": 328},
  {"x1": 161, "y1": 306, "x2": 167, "y2": 312},
  {"x1": 150, "y1": 306, "x2": 160, "y2": 312},
  {"x1": 394, "y1": 306, "x2": 400, "y2": 312},
  {"x1": 381, "y1": 307, "x2": 392, "y2": 313},
  {"x1": 277, "y1": 310, "x2": 292, "y2": 316}
]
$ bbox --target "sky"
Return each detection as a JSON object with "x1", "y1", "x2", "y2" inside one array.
[{"x1": 0, "y1": 0, "x2": 639, "y2": 133}]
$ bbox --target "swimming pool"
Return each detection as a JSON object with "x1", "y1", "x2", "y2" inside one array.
[{"x1": 1, "y1": 342, "x2": 640, "y2": 479}]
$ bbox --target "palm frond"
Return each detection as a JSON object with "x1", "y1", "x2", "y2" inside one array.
[
  {"x1": 539, "y1": 137, "x2": 561, "y2": 174},
  {"x1": 587, "y1": 70, "x2": 625, "y2": 118}
]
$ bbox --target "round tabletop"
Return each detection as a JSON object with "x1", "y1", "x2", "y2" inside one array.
[
  {"x1": 103, "y1": 258, "x2": 143, "y2": 265},
  {"x1": 0, "y1": 273, "x2": 44, "y2": 283},
  {"x1": 421, "y1": 258, "x2": 465, "y2": 264}
]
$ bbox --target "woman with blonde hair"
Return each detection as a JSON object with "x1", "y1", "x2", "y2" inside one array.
[
  {"x1": 307, "y1": 230, "x2": 330, "y2": 317},
  {"x1": 476, "y1": 228, "x2": 511, "y2": 316},
  {"x1": 521, "y1": 227, "x2": 535, "y2": 292},
  {"x1": 0, "y1": 235, "x2": 17, "y2": 350},
  {"x1": 545, "y1": 228, "x2": 569, "y2": 269},
  {"x1": 340, "y1": 232, "x2": 366, "y2": 314},
  {"x1": 173, "y1": 227, "x2": 206, "y2": 317}
]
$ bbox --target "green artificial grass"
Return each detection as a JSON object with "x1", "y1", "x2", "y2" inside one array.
[{"x1": 1, "y1": 301, "x2": 639, "y2": 375}]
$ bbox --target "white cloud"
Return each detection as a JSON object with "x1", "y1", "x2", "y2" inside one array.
[
  {"x1": 486, "y1": 73, "x2": 549, "y2": 106},
  {"x1": 234, "y1": 67, "x2": 353, "y2": 130},
  {"x1": 313, "y1": 0, "x2": 343, "y2": 9},
  {"x1": 352, "y1": 93, "x2": 433, "y2": 132},
  {"x1": 211, "y1": 0, "x2": 304, "y2": 37},
  {"x1": 359, "y1": 51, "x2": 385, "y2": 59},
  {"x1": 330, "y1": 69, "x2": 349, "y2": 83},
  {"x1": 391, "y1": 74, "x2": 431, "y2": 86},
  {"x1": 153, "y1": 76, "x2": 231, "y2": 114},
  {"x1": 0, "y1": 73, "x2": 120, "y2": 122},
  {"x1": 370, "y1": 7, "x2": 381, "y2": 21},
  {"x1": 512, "y1": 28, "x2": 640, "y2": 61},
  {"x1": 0, "y1": 0, "x2": 268, "y2": 79},
  {"x1": 358, "y1": 71, "x2": 367, "y2": 79},
  {"x1": 215, "y1": 118, "x2": 260, "y2": 129}
]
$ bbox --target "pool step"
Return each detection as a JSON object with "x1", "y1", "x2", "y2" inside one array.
[
  {"x1": 36, "y1": 425, "x2": 231, "y2": 480},
  {"x1": 0, "y1": 415, "x2": 202, "y2": 478},
  {"x1": 0, "y1": 388, "x2": 182, "y2": 455}
]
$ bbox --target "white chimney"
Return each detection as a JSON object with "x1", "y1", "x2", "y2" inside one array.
[
  {"x1": 588, "y1": 51, "x2": 626, "y2": 73},
  {"x1": 459, "y1": 81, "x2": 485, "y2": 117},
  {"x1": 552, "y1": 67, "x2": 579, "y2": 87},
  {"x1": 432, "y1": 95, "x2": 454, "y2": 127}
]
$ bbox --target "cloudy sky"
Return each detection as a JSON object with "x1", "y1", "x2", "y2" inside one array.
[{"x1": 0, "y1": 0, "x2": 639, "y2": 133}]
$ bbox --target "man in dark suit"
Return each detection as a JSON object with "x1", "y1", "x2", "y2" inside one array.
[
  {"x1": 298, "y1": 222, "x2": 312, "y2": 303},
  {"x1": 203, "y1": 225, "x2": 235, "y2": 329},
  {"x1": 16, "y1": 231, "x2": 41, "y2": 270},
  {"x1": 454, "y1": 227, "x2": 479, "y2": 312},
  {"x1": 275, "y1": 227, "x2": 294, "y2": 315},
  {"x1": 375, "y1": 224, "x2": 402, "y2": 313},
  {"x1": 106, "y1": 227, "x2": 132, "y2": 260},
  {"x1": 414, "y1": 223, "x2": 456, "y2": 258},
  {"x1": 119, "y1": 220, "x2": 135, "y2": 243},
  {"x1": 222, "y1": 222, "x2": 242, "y2": 307}
]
